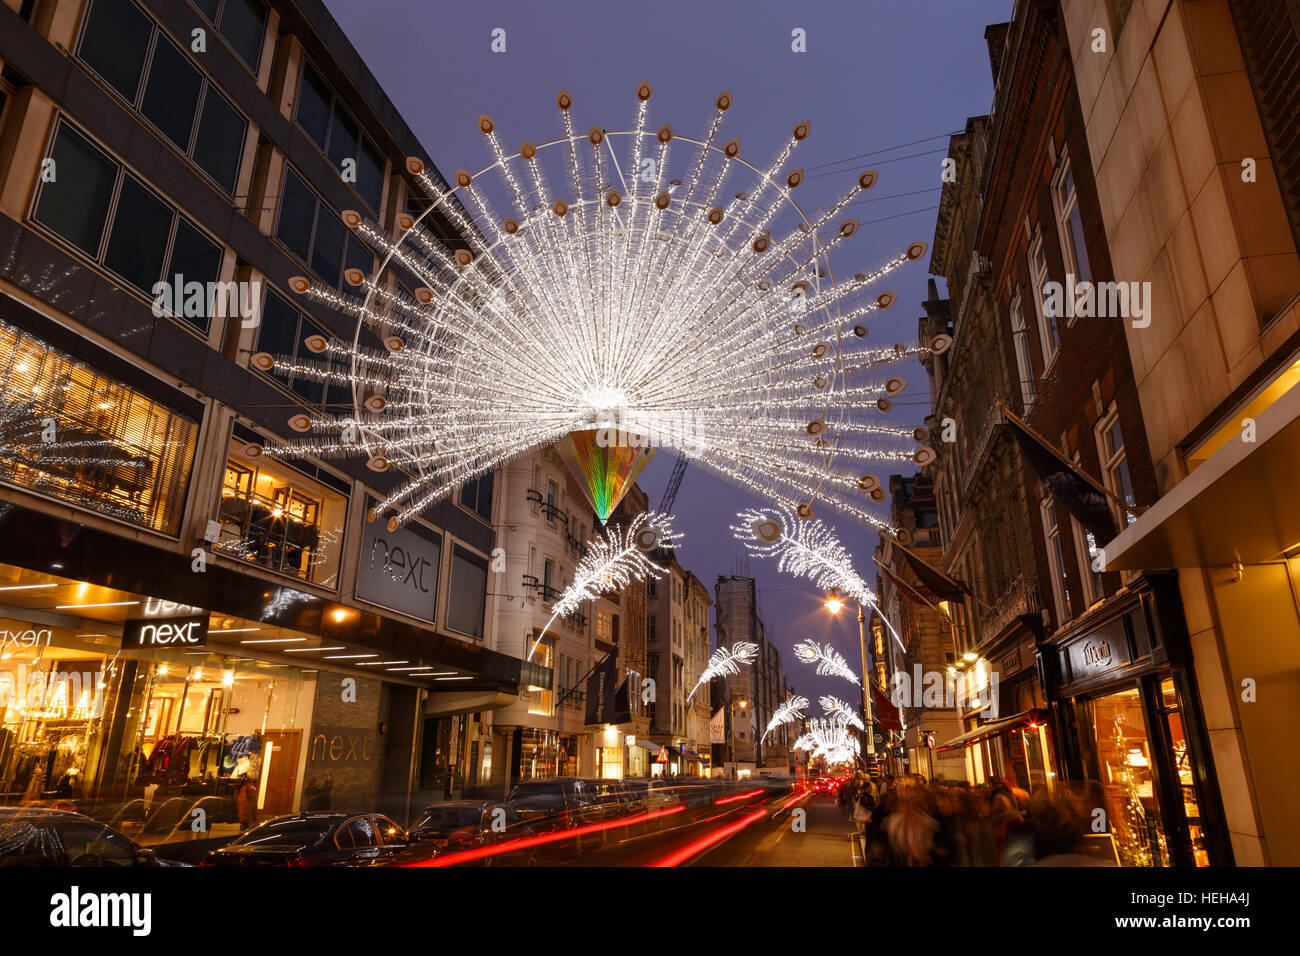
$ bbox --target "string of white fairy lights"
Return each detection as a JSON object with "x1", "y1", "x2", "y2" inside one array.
[{"x1": 244, "y1": 83, "x2": 951, "y2": 533}]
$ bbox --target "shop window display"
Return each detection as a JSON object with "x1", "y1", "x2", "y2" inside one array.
[
  {"x1": 0, "y1": 319, "x2": 198, "y2": 534},
  {"x1": 214, "y1": 443, "x2": 345, "y2": 586},
  {"x1": 1089, "y1": 687, "x2": 1167, "y2": 867},
  {"x1": 0, "y1": 624, "x2": 315, "y2": 846}
]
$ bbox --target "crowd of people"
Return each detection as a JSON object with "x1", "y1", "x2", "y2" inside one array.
[{"x1": 834, "y1": 772, "x2": 1111, "y2": 866}]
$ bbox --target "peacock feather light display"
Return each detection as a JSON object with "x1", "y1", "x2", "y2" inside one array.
[
  {"x1": 762, "y1": 694, "x2": 810, "y2": 743},
  {"x1": 246, "y1": 84, "x2": 950, "y2": 532}
]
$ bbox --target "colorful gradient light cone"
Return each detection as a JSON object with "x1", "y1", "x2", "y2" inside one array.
[{"x1": 555, "y1": 430, "x2": 656, "y2": 523}]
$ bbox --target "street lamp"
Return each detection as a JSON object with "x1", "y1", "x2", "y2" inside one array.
[{"x1": 823, "y1": 591, "x2": 876, "y2": 765}]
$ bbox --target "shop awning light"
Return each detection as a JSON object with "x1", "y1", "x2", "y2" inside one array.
[
  {"x1": 0, "y1": 583, "x2": 57, "y2": 591},
  {"x1": 387, "y1": 665, "x2": 435, "y2": 671},
  {"x1": 239, "y1": 637, "x2": 308, "y2": 644},
  {"x1": 283, "y1": 646, "x2": 346, "y2": 653},
  {"x1": 323, "y1": 653, "x2": 379, "y2": 659},
  {"x1": 55, "y1": 601, "x2": 139, "y2": 609},
  {"x1": 434, "y1": 676, "x2": 474, "y2": 681},
  {"x1": 358, "y1": 660, "x2": 408, "y2": 666},
  {"x1": 210, "y1": 627, "x2": 262, "y2": 634}
]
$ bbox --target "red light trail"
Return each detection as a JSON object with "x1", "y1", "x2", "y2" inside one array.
[
  {"x1": 651, "y1": 808, "x2": 769, "y2": 867},
  {"x1": 404, "y1": 804, "x2": 686, "y2": 867}
]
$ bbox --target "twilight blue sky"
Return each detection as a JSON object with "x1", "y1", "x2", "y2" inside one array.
[{"x1": 323, "y1": 0, "x2": 1014, "y2": 702}]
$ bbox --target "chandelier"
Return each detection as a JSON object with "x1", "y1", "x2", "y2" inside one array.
[{"x1": 250, "y1": 84, "x2": 951, "y2": 530}]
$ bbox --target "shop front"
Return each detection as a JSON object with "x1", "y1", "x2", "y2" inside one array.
[
  {"x1": 0, "y1": 569, "x2": 317, "y2": 848},
  {"x1": 1042, "y1": 575, "x2": 1226, "y2": 867}
]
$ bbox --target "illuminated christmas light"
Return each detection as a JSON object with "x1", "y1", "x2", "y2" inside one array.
[
  {"x1": 528, "y1": 512, "x2": 674, "y2": 660},
  {"x1": 793, "y1": 639, "x2": 860, "y2": 686},
  {"x1": 687, "y1": 641, "x2": 759, "y2": 702},
  {"x1": 819, "y1": 694, "x2": 865, "y2": 731},
  {"x1": 256, "y1": 85, "x2": 940, "y2": 530},
  {"x1": 733, "y1": 504, "x2": 905, "y2": 652},
  {"x1": 762, "y1": 694, "x2": 809, "y2": 743}
]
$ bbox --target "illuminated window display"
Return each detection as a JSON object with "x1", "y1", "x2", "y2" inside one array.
[
  {"x1": 215, "y1": 441, "x2": 346, "y2": 586},
  {"x1": 0, "y1": 319, "x2": 198, "y2": 534},
  {"x1": 0, "y1": 614, "x2": 315, "y2": 845}
]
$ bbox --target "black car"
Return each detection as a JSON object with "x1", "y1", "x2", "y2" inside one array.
[
  {"x1": 201, "y1": 812, "x2": 408, "y2": 867},
  {"x1": 408, "y1": 800, "x2": 524, "y2": 851},
  {"x1": 0, "y1": 807, "x2": 188, "y2": 867},
  {"x1": 506, "y1": 778, "x2": 641, "y2": 832}
]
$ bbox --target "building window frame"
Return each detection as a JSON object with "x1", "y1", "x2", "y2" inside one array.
[
  {"x1": 76, "y1": 0, "x2": 250, "y2": 196},
  {"x1": 1051, "y1": 147, "x2": 1092, "y2": 311},
  {"x1": 292, "y1": 55, "x2": 388, "y2": 215},
  {"x1": 1027, "y1": 231, "x2": 1060, "y2": 371},
  {"x1": 29, "y1": 117, "x2": 225, "y2": 338},
  {"x1": 188, "y1": 0, "x2": 270, "y2": 75},
  {"x1": 274, "y1": 163, "x2": 375, "y2": 290},
  {"x1": 1040, "y1": 496, "x2": 1072, "y2": 627}
]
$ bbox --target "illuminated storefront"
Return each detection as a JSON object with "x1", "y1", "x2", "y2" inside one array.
[
  {"x1": 0, "y1": 566, "x2": 316, "y2": 847},
  {"x1": 0, "y1": 317, "x2": 198, "y2": 535},
  {"x1": 1042, "y1": 578, "x2": 1220, "y2": 867}
]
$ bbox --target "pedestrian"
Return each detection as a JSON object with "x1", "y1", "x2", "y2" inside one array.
[{"x1": 235, "y1": 775, "x2": 257, "y2": 829}]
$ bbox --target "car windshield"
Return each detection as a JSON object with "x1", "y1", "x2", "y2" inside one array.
[
  {"x1": 416, "y1": 807, "x2": 481, "y2": 827},
  {"x1": 232, "y1": 818, "x2": 333, "y2": 848}
]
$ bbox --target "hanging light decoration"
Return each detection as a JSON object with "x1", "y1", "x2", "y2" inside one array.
[{"x1": 256, "y1": 84, "x2": 936, "y2": 529}]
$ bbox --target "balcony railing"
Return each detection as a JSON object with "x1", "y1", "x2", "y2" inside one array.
[
  {"x1": 977, "y1": 573, "x2": 1042, "y2": 644},
  {"x1": 959, "y1": 401, "x2": 1007, "y2": 501},
  {"x1": 526, "y1": 488, "x2": 567, "y2": 524}
]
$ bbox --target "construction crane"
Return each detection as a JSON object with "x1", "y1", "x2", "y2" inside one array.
[{"x1": 657, "y1": 450, "x2": 691, "y2": 514}]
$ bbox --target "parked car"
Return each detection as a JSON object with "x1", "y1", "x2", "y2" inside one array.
[
  {"x1": 0, "y1": 807, "x2": 188, "y2": 867},
  {"x1": 506, "y1": 778, "x2": 632, "y2": 832},
  {"x1": 407, "y1": 800, "x2": 524, "y2": 851},
  {"x1": 201, "y1": 812, "x2": 408, "y2": 867}
]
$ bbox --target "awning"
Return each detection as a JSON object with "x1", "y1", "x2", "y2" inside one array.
[
  {"x1": 935, "y1": 710, "x2": 1046, "y2": 751},
  {"x1": 681, "y1": 749, "x2": 702, "y2": 762},
  {"x1": 1102, "y1": 376, "x2": 1300, "y2": 570},
  {"x1": 636, "y1": 739, "x2": 674, "y2": 754}
]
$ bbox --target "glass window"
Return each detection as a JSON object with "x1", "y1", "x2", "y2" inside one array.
[
  {"x1": 1028, "y1": 233, "x2": 1059, "y2": 366},
  {"x1": 103, "y1": 176, "x2": 172, "y2": 292},
  {"x1": 1040, "y1": 497, "x2": 1072, "y2": 624},
  {"x1": 32, "y1": 125, "x2": 117, "y2": 256},
  {"x1": 1096, "y1": 406, "x2": 1137, "y2": 526},
  {"x1": 446, "y1": 546, "x2": 488, "y2": 638},
  {"x1": 140, "y1": 35, "x2": 203, "y2": 151},
  {"x1": 293, "y1": 58, "x2": 387, "y2": 214},
  {"x1": 459, "y1": 472, "x2": 493, "y2": 522},
  {"x1": 165, "y1": 220, "x2": 223, "y2": 332},
  {"x1": 276, "y1": 167, "x2": 316, "y2": 263},
  {"x1": 77, "y1": 1, "x2": 248, "y2": 195},
  {"x1": 276, "y1": 166, "x2": 370, "y2": 289},
  {"x1": 335, "y1": 816, "x2": 379, "y2": 850},
  {"x1": 1089, "y1": 687, "x2": 1166, "y2": 866},
  {"x1": 1054, "y1": 154, "x2": 1092, "y2": 286},
  {"x1": 1008, "y1": 292, "x2": 1036, "y2": 410},
  {"x1": 216, "y1": 442, "x2": 346, "y2": 586},
  {"x1": 78, "y1": 0, "x2": 153, "y2": 102},
  {"x1": 193, "y1": 89, "x2": 246, "y2": 193},
  {"x1": 216, "y1": 0, "x2": 267, "y2": 72},
  {"x1": 0, "y1": 318, "x2": 199, "y2": 533},
  {"x1": 1161, "y1": 678, "x2": 1209, "y2": 866},
  {"x1": 296, "y1": 62, "x2": 332, "y2": 150}
]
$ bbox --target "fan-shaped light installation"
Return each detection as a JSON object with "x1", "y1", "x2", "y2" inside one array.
[
  {"x1": 687, "y1": 641, "x2": 759, "y2": 702},
  {"x1": 256, "y1": 84, "x2": 938, "y2": 531},
  {"x1": 528, "y1": 512, "x2": 674, "y2": 660}
]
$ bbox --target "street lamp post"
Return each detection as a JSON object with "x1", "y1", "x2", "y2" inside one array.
[{"x1": 824, "y1": 594, "x2": 876, "y2": 762}]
